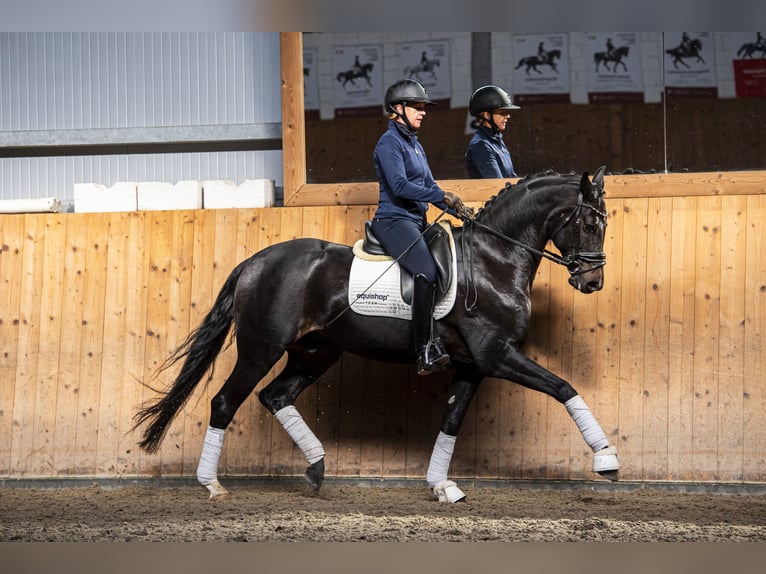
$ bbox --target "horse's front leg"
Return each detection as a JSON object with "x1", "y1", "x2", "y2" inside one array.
[
  {"x1": 487, "y1": 339, "x2": 620, "y2": 479},
  {"x1": 426, "y1": 362, "x2": 482, "y2": 503}
]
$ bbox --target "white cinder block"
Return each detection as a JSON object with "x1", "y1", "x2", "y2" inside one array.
[
  {"x1": 73, "y1": 182, "x2": 138, "y2": 213},
  {"x1": 137, "y1": 180, "x2": 203, "y2": 211},
  {"x1": 202, "y1": 179, "x2": 276, "y2": 209},
  {"x1": 0, "y1": 197, "x2": 62, "y2": 213}
]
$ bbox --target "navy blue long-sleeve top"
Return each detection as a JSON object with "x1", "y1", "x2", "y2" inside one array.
[
  {"x1": 373, "y1": 120, "x2": 451, "y2": 223},
  {"x1": 465, "y1": 125, "x2": 517, "y2": 179}
]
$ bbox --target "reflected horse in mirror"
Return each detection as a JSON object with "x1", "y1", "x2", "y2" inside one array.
[
  {"x1": 665, "y1": 38, "x2": 704, "y2": 69},
  {"x1": 336, "y1": 62, "x2": 374, "y2": 88},
  {"x1": 736, "y1": 41, "x2": 766, "y2": 59},
  {"x1": 134, "y1": 167, "x2": 620, "y2": 503},
  {"x1": 404, "y1": 58, "x2": 440, "y2": 82}
]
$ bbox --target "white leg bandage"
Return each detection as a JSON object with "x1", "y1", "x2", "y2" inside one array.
[
  {"x1": 274, "y1": 405, "x2": 325, "y2": 465},
  {"x1": 197, "y1": 426, "x2": 225, "y2": 485},
  {"x1": 565, "y1": 395, "x2": 609, "y2": 452},
  {"x1": 426, "y1": 432, "x2": 457, "y2": 487}
]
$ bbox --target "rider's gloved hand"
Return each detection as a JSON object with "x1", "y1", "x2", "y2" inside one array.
[{"x1": 444, "y1": 191, "x2": 474, "y2": 219}]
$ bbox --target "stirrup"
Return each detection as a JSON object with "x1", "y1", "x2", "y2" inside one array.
[{"x1": 417, "y1": 338, "x2": 451, "y2": 375}]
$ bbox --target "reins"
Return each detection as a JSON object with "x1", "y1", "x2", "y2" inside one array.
[
  {"x1": 462, "y1": 190, "x2": 607, "y2": 274},
  {"x1": 457, "y1": 186, "x2": 607, "y2": 311}
]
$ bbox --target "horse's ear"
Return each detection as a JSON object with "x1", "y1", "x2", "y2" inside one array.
[
  {"x1": 593, "y1": 165, "x2": 606, "y2": 188},
  {"x1": 580, "y1": 166, "x2": 606, "y2": 199}
]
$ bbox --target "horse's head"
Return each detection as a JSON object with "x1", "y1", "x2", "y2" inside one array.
[{"x1": 549, "y1": 166, "x2": 608, "y2": 294}]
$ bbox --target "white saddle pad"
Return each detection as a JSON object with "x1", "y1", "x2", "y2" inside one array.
[{"x1": 347, "y1": 230, "x2": 457, "y2": 320}]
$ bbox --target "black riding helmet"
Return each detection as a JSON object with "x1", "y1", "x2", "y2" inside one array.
[
  {"x1": 469, "y1": 85, "x2": 520, "y2": 132},
  {"x1": 384, "y1": 78, "x2": 435, "y2": 131}
]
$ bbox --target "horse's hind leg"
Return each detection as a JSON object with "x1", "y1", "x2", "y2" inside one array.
[
  {"x1": 197, "y1": 354, "x2": 279, "y2": 499},
  {"x1": 427, "y1": 362, "x2": 481, "y2": 503},
  {"x1": 258, "y1": 340, "x2": 342, "y2": 494},
  {"x1": 197, "y1": 353, "x2": 279, "y2": 499}
]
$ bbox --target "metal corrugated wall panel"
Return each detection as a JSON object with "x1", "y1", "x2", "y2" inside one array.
[{"x1": 0, "y1": 32, "x2": 282, "y2": 203}]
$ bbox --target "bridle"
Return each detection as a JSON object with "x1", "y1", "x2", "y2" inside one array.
[{"x1": 459, "y1": 187, "x2": 607, "y2": 311}]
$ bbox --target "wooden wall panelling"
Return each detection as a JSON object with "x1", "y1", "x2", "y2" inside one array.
[
  {"x1": 11, "y1": 214, "x2": 45, "y2": 477},
  {"x1": 642, "y1": 197, "x2": 673, "y2": 481},
  {"x1": 76, "y1": 213, "x2": 109, "y2": 476},
  {"x1": 53, "y1": 213, "x2": 88, "y2": 475},
  {"x1": 593, "y1": 198, "x2": 624, "y2": 475},
  {"x1": 717, "y1": 195, "x2": 747, "y2": 481},
  {"x1": 667, "y1": 196, "x2": 698, "y2": 481},
  {"x1": 94, "y1": 213, "x2": 127, "y2": 476},
  {"x1": 616, "y1": 198, "x2": 649, "y2": 480},
  {"x1": 743, "y1": 194, "x2": 766, "y2": 481},
  {"x1": 180, "y1": 209, "x2": 217, "y2": 476},
  {"x1": 142, "y1": 211, "x2": 176, "y2": 476},
  {"x1": 691, "y1": 196, "x2": 722, "y2": 481},
  {"x1": 0, "y1": 216, "x2": 24, "y2": 476},
  {"x1": 543, "y1": 259, "x2": 576, "y2": 478},
  {"x1": 32, "y1": 214, "x2": 67, "y2": 476},
  {"x1": 119, "y1": 212, "x2": 149, "y2": 476}
]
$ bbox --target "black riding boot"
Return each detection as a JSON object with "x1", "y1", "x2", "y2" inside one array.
[{"x1": 412, "y1": 274, "x2": 451, "y2": 375}]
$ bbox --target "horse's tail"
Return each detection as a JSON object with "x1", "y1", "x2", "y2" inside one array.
[
  {"x1": 515, "y1": 58, "x2": 525, "y2": 69},
  {"x1": 132, "y1": 257, "x2": 251, "y2": 453},
  {"x1": 737, "y1": 44, "x2": 746, "y2": 57}
]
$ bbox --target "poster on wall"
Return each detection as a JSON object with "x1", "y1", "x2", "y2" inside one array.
[
  {"x1": 332, "y1": 44, "x2": 384, "y2": 117},
  {"x1": 511, "y1": 33, "x2": 570, "y2": 104},
  {"x1": 663, "y1": 32, "x2": 717, "y2": 97},
  {"x1": 729, "y1": 32, "x2": 766, "y2": 98},
  {"x1": 585, "y1": 32, "x2": 644, "y2": 103},
  {"x1": 399, "y1": 40, "x2": 451, "y2": 106},
  {"x1": 303, "y1": 47, "x2": 320, "y2": 120}
]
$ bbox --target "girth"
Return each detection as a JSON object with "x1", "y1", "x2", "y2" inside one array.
[{"x1": 362, "y1": 220, "x2": 453, "y2": 305}]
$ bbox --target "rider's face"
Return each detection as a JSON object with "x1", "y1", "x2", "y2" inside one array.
[
  {"x1": 397, "y1": 102, "x2": 427, "y2": 129},
  {"x1": 484, "y1": 109, "x2": 510, "y2": 131}
]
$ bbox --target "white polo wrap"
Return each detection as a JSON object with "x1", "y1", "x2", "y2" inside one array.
[
  {"x1": 565, "y1": 395, "x2": 609, "y2": 452},
  {"x1": 275, "y1": 405, "x2": 325, "y2": 464}
]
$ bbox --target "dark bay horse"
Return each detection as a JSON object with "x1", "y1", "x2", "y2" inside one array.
[
  {"x1": 594, "y1": 46, "x2": 630, "y2": 72},
  {"x1": 515, "y1": 49, "x2": 561, "y2": 75},
  {"x1": 134, "y1": 167, "x2": 620, "y2": 502},
  {"x1": 665, "y1": 38, "x2": 704, "y2": 69}
]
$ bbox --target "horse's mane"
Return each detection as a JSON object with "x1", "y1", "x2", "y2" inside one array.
[{"x1": 475, "y1": 170, "x2": 579, "y2": 222}]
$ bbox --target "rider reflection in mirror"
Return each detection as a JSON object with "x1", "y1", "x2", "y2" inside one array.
[
  {"x1": 371, "y1": 78, "x2": 471, "y2": 376},
  {"x1": 680, "y1": 32, "x2": 691, "y2": 52},
  {"x1": 465, "y1": 85, "x2": 521, "y2": 179}
]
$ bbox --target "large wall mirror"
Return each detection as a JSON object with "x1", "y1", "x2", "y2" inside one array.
[{"x1": 294, "y1": 33, "x2": 764, "y2": 187}]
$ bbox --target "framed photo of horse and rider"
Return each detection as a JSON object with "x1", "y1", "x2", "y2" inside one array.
[{"x1": 307, "y1": 32, "x2": 765, "y2": 117}]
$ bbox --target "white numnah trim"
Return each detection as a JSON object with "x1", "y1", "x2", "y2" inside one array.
[{"x1": 347, "y1": 225, "x2": 457, "y2": 320}]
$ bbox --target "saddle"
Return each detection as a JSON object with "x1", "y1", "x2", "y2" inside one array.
[{"x1": 360, "y1": 220, "x2": 453, "y2": 305}]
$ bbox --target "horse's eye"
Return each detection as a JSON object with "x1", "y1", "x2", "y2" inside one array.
[{"x1": 584, "y1": 224, "x2": 598, "y2": 234}]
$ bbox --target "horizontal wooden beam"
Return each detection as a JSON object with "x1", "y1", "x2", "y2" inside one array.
[{"x1": 285, "y1": 170, "x2": 766, "y2": 206}]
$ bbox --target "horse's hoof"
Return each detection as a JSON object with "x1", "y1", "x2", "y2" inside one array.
[
  {"x1": 305, "y1": 457, "x2": 325, "y2": 494},
  {"x1": 597, "y1": 469, "x2": 619, "y2": 482},
  {"x1": 433, "y1": 480, "x2": 466, "y2": 503},
  {"x1": 204, "y1": 480, "x2": 229, "y2": 500},
  {"x1": 593, "y1": 445, "x2": 620, "y2": 476}
]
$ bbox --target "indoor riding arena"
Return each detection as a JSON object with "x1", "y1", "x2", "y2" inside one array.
[{"x1": 2, "y1": 32, "x2": 765, "y2": 543}]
